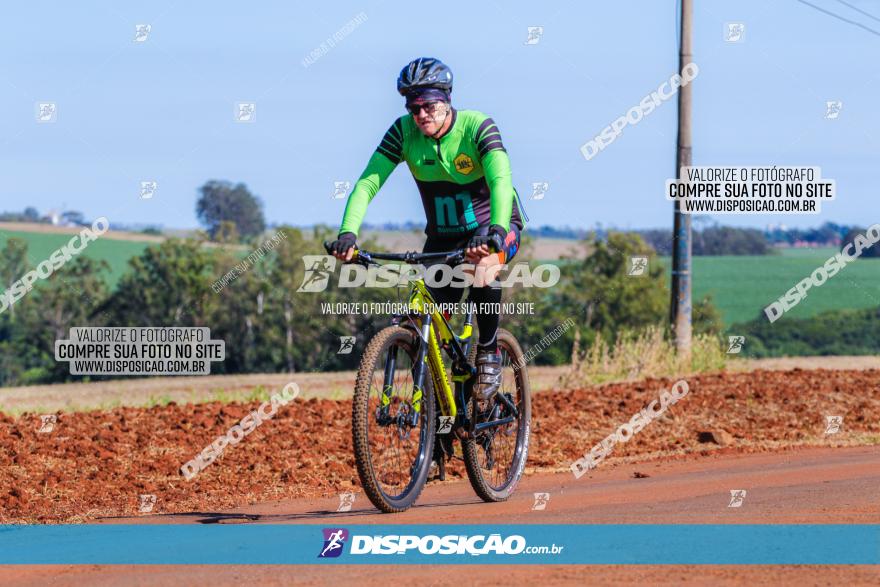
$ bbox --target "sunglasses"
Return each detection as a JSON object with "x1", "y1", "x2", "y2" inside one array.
[{"x1": 406, "y1": 101, "x2": 444, "y2": 116}]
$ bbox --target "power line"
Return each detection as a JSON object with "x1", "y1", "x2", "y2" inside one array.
[
  {"x1": 832, "y1": 0, "x2": 880, "y2": 24},
  {"x1": 795, "y1": 0, "x2": 880, "y2": 37}
]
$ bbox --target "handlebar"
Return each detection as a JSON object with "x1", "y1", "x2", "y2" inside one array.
[{"x1": 323, "y1": 240, "x2": 467, "y2": 266}]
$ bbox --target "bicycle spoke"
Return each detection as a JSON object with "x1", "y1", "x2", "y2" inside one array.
[
  {"x1": 364, "y1": 340, "x2": 425, "y2": 499},
  {"x1": 476, "y1": 343, "x2": 522, "y2": 489}
]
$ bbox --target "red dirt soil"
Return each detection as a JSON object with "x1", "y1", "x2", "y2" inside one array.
[
  {"x1": 2, "y1": 368, "x2": 878, "y2": 523},
  {"x1": 4, "y1": 446, "x2": 879, "y2": 586}
]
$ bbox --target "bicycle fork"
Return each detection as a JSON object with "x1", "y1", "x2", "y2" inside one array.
[{"x1": 377, "y1": 317, "x2": 431, "y2": 429}]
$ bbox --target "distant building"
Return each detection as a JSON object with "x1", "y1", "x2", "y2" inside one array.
[
  {"x1": 44, "y1": 209, "x2": 62, "y2": 225},
  {"x1": 41, "y1": 209, "x2": 82, "y2": 227}
]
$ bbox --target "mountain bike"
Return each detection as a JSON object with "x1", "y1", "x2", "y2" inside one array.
[{"x1": 323, "y1": 241, "x2": 531, "y2": 513}]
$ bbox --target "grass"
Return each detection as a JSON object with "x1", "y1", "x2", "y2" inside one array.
[
  {"x1": 0, "y1": 229, "x2": 150, "y2": 289},
  {"x1": 208, "y1": 389, "x2": 233, "y2": 403},
  {"x1": 145, "y1": 395, "x2": 174, "y2": 408},
  {"x1": 560, "y1": 325, "x2": 727, "y2": 387},
  {"x1": 656, "y1": 248, "x2": 880, "y2": 327},
  {"x1": 203, "y1": 387, "x2": 271, "y2": 404},
  {"x1": 4, "y1": 386, "x2": 282, "y2": 417},
  {"x1": 327, "y1": 388, "x2": 351, "y2": 400},
  {"x1": 543, "y1": 248, "x2": 880, "y2": 328}
]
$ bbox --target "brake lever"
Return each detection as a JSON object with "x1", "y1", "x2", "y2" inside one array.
[
  {"x1": 444, "y1": 250, "x2": 466, "y2": 266},
  {"x1": 356, "y1": 251, "x2": 376, "y2": 266}
]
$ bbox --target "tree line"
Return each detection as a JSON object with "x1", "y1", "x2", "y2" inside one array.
[{"x1": 0, "y1": 226, "x2": 724, "y2": 387}]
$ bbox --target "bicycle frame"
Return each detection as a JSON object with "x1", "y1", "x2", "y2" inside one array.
[
  {"x1": 402, "y1": 278, "x2": 476, "y2": 421},
  {"x1": 324, "y1": 241, "x2": 518, "y2": 433}
]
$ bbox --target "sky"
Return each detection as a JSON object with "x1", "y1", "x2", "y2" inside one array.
[{"x1": 1, "y1": 0, "x2": 878, "y2": 232}]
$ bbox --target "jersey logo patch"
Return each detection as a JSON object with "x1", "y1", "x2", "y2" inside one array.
[{"x1": 454, "y1": 153, "x2": 474, "y2": 175}]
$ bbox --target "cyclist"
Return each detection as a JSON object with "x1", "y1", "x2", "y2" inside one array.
[{"x1": 329, "y1": 57, "x2": 528, "y2": 401}]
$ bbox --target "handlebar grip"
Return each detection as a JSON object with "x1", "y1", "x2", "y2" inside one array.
[
  {"x1": 488, "y1": 233, "x2": 504, "y2": 253},
  {"x1": 323, "y1": 239, "x2": 360, "y2": 261}
]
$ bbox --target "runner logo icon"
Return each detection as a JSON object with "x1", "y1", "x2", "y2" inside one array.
[
  {"x1": 298, "y1": 255, "x2": 337, "y2": 292},
  {"x1": 319, "y1": 528, "x2": 349, "y2": 558}
]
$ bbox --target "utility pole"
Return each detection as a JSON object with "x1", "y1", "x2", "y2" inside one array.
[{"x1": 671, "y1": 0, "x2": 693, "y2": 358}]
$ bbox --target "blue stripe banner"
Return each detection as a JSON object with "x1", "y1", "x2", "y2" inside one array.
[{"x1": 1, "y1": 524, "x2": 877, "y2": 565}]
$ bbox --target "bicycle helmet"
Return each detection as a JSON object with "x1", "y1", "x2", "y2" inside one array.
[{"x1": 397, "y1": 57, "x2": 453, "y2": 97}]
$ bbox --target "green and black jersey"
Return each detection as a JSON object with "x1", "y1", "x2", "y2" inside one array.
[{"x1": 339, "y1": 109, "x2": 527, "y2": 239}]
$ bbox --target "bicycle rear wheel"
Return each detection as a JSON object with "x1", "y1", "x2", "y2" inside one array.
[
  {"x1": 352, "y1": 326, "x2": 435, "y2": 513},
  {"x1": 462, "y1": 328, "x2": 531, "y2": 502}
]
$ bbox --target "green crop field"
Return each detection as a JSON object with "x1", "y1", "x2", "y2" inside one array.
[
  {"x1": 657, "y1": 248, "x2": 880, "y2": 327},
  {"x1": 538, "y1": 247, "x2": 880, "y2": 327},
  {"x1": 0, "y1": 229, "x2": 151, "y2": 289},
  {"x1": 4, "y1": 225, "x2": 878, "y2": 328}
]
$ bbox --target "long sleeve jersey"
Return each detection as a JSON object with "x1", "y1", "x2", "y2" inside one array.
[{"x1": 339, "y1": 108, "x2": 527, "y2": 239}]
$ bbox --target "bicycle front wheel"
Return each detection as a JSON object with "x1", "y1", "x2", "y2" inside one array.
[
  {"x1": 352, "y1": 325, "x2": 435, "y2": 513},
  {"x1": 462, "y1": 328, "x2": 532, "y2": 502}
]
